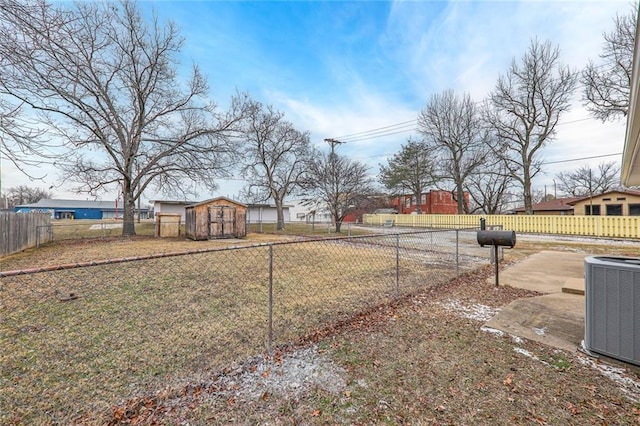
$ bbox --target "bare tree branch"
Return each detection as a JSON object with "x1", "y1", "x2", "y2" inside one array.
[
  {"x1": 239, "y1": 99, "x2": 312, "y2": 230},
  {"x1": 304, "y1": 149, "x2": 374, "y2": 233},
  {"x1": 582, "y1": 4, "x2": 636, "y2": 122},
  {"x1": 418, "y1": 90, "x2": 486, "y2": 213},
  {"x1": 485, "y1": 39, "x2": 577, "y2": 214},
  {"x1": 0, "y1": 0, "x2": 249, "y2": 235}
]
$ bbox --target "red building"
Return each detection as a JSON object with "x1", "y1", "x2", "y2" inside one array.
[{"x1": 392, "y1": 190, "x2": 469, "y2": 214}]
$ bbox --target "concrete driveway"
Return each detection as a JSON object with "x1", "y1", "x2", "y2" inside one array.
[{"x1": 484, "y1": 251, "x2": 588, "y2": 353}]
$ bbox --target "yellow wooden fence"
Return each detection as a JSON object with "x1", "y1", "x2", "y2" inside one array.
[{"x1": 362, "y1": 214, "x2": 640, "y2": 239}]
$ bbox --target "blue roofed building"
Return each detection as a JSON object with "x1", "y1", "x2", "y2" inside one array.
[{"x1": 14, "y1": 199, "x2": 150, "y2": 220}]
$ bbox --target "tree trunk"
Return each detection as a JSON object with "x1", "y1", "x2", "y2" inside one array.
[
  {"x1": 335, "y1": 219, "x2": 342, "y2": 233},
  {"x1": 275, "y1": 198, "x2": 285, "y2": 230},
  {"x1": 122, "y1": 180, "x2": 136, "y2": 236},
  {"x1": 523, "y1": 164, "x2": 533, "y2": 215},
  {"x1": 414, "y1": 191, "x2": 422, "y2": 214},
  {"x1": 456, "y1": 183, "x2": 465, "y2": 214}
]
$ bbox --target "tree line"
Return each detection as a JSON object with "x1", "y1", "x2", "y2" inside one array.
[{"x1": 0, "y1": 1, "x2": 635, "y2": 235}]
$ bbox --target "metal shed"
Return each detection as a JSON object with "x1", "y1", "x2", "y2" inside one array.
[{"x1": 185, "y1": 197, "x2": 247, "y2": 240}]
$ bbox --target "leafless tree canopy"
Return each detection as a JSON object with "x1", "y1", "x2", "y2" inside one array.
[
  {"x1": 418, "y1": 90, "x2": 486, "y2": 214},
  {"x1": 485, "y1": 39, "x2": 577, "y2": 215},
  {"x1": 464, "y1": 155, "x2": 516, "y2": 214},
  {"x1": 378, "y1": 139, "x2": 436, "y2": 214},
  {"x1": 555, "y1": 161, "x2": 621, "y2": 197},
  {"x1": 304, "y1": 149, "x2": 374, "y2": 233},
  {"x1": 3, "y1": 185, "x2": 53, "y2": 208},
  {"x1": 0, "y1": 0, "x2": 249, "y2": 235},
  {"x1": 240, "y1": 100, "x2": 312, "y2": 230},
  {"x1": 582, "y1": 4, "x2": 637, "y2": 122}
]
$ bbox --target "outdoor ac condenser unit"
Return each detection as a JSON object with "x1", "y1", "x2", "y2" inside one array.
[{"x1": 584, "y1": 256, "x2": 640, "y2": 366}]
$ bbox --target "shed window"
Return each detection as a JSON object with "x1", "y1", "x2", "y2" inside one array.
[
  {"x1": 585, "y1": 205, "x2": 600, "y2": 216},
  {"x1": 606, "y1": 204, "x2": 622, "y2": 216},
  {"x1": 405, "y1": 197, "x2": 411, "y2": 207},
  {"x1": 629, "y1": 204, "x2": 640, "y2": 216},
  {"x1": 420, "y1": 194, "x2": 426, "y2": 205},
  {"x1": 616, "y1": 197, "x2": 626, "y2": 201},
  {"x1": 603, "y1": 198, "x2": 611, "y2": 201}
]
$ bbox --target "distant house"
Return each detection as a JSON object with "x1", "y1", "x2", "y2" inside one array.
[
  {"x1": 391, "y1": 190, "x2": 469, "y2": 214},
  {"x1": 151, "y1": 200, "x2": 197, "y2": 222},
  {"x1": 568, "y1": 189, "x2": 640, "y2": 216},
  {"x1": 511, "y1": 190, "x2": 640, "y2": 216},
  {"x1": 14, "y1": 198, "x2": 150, "y2": 220},
  {"x1": 512, "y1": 197, "x2": 580, "y2": 216},
  {"x1": 245, "y1": 204, "x2": 291, "y2": 223}
]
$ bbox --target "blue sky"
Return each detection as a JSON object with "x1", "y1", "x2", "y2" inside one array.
[{"x1": 2, "y1": 0, "x2": 633, "y2": 202}]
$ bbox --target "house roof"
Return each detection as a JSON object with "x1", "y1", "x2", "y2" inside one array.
[
  {"x1": 151, "y1": 200, "x2": 198, "y2": 205},
  {"x1": 15, "y1": 198, "x2": 120, "y2": 210},
  {"x1": 512, "y1": 197, "x2": 581, "y2": 213},
  {"x1": 565, "y1": 189, "x2": 640, "y2": 204}
]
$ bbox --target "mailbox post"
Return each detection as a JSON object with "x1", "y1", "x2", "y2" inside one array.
[{"x1": 477, "y1": 230, "x2": 516, "y2": 287}]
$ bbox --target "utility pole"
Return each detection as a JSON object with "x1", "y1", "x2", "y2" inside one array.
[
  {"x1": 324, "y1": 138, "x2": 344, "y2": 156},
  {"x1": 324, "y1": 138, "x2": 344, "y2": 229}
]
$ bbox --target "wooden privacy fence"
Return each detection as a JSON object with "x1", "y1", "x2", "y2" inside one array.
[
  {"x1": 0, "y1": 212, "x2": 52, "y2": 257},
  {"x1": 363, "y1": 213, "x2": 640, "y2": 239}
]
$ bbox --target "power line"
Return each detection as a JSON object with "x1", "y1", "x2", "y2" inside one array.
[{"x1": 543, "y1": 152, "x2": 622, "y2": 165}]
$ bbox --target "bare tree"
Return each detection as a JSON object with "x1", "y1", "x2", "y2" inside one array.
[
  {"x1": 555, "y1": 161, "x2": 621, "y2": 197},
  {"x1": 418, "y1": 90, "x2": 486, "y2": 214},
  {"x1": 241, "y1": 100, "x2": 312, "y2": 230},
  {"x1": 379, "y1": 138, "x2": 436, "y2": 214},
  {"x1": 304, "y1": 149, "x2": 374, "y2": 233},
  {"x1": 5, "y1": 185, "x2": 53, "y2": 208},
  {"x1": 582, "y1": 4, "x2": 637, "y2": 122},
  {"x1": 485, "y1": 39, "x2": 578, "y2": 214},
  {"x1": 0, "y1": 0, "x2": 249, "y2": 236},
  {"x1": 465, "y1": 156, "x2": 516, "y2": 214}
]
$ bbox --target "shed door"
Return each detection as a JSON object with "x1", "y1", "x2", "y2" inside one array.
[{"x1": 208, "y1": 206, "x2": 236, "y2": 238}]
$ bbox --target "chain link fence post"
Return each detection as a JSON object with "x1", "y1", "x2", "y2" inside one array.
[
  {"x1": 395, "y1": 233, "x2": 400, "y2": 297},
  {"x1": 456, "y1": 229, "x2": 459, "y2": 276},
  {"x1": 268, "y1": 244, "x2": 274, "y2": 353}
]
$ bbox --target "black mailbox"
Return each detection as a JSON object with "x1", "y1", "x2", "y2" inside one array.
[{"x1": 477, "y1": 230, "x2": 516, "y2": 248}]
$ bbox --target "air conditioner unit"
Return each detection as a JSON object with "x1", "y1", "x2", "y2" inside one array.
[{"x1": 584, "y1": 256, "x2": 640, "y2": 366}]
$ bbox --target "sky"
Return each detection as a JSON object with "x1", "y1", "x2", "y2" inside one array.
[{"x1": 0, "y1": 0, "x2": 633, "y2": 204}]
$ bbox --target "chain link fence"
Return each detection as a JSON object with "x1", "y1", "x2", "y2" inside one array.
[{"x1": 1, "y1": 229, "x2": 488, "y2": 423}]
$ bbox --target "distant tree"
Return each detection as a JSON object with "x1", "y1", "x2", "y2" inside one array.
[
  {"x1": 240, "y1": 100, "x2": 312, "y2": 230},
  {"x1": 0, "y1": 0, "x2": 250, "y2": 236},
  {"x1": 465, "y1": 156, "x2": 516, "y2": 214},
  {"x1": 555, "y1": 161, "x2": 621, "y2": 197},
  {"x1": 582, "y1": 4, "x2": 637, "y2": 122},
  {"x1": 418, "y1": 90, "x2": 486, "y2": 214},
  {"x1": 485, "y1": 39, "x2": 578, "y2": 215},
  {"x1": 6, "y1": 185, "x2": 53, "y2": 208},
  {"x1": 378, "y1": 139, "x2": 436, "y2": 214},
  {"x1": 304, "y1": 149, "x2": 374, "y2": 233}
]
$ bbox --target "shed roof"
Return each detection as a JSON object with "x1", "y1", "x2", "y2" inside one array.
[{"x1": 186, "y1": 196, "x2": 247, "y2": 208}]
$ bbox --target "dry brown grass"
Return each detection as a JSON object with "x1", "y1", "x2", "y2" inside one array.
[
  {"x1": 3, "y1": 229, "x2": 639, "y2": 424},
  {"x1": 1, "y1": 231, "x2": 460, "y2": 424}
]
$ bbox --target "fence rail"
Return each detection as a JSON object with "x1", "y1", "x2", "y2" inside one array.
[
  {"x1": 0, "y1": 229, "x2": 487, "y2": 423},
  {"x1": 363, "y1": 213, "x2": 640, "y2": 239},
  {"x1": 0, "y1": 212, "x2": 52, "y2": 257}
]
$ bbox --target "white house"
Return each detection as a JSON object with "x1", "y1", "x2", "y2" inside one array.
[
  {"x1": 151, "y1": 200, "x2": 197, "y2": 222},
  {"x1": 287, "y1": 199, "x2": 332, "y2": 223},
  {"x1": 245, "y1": 204, "x2": 291, "y2": 223}
]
